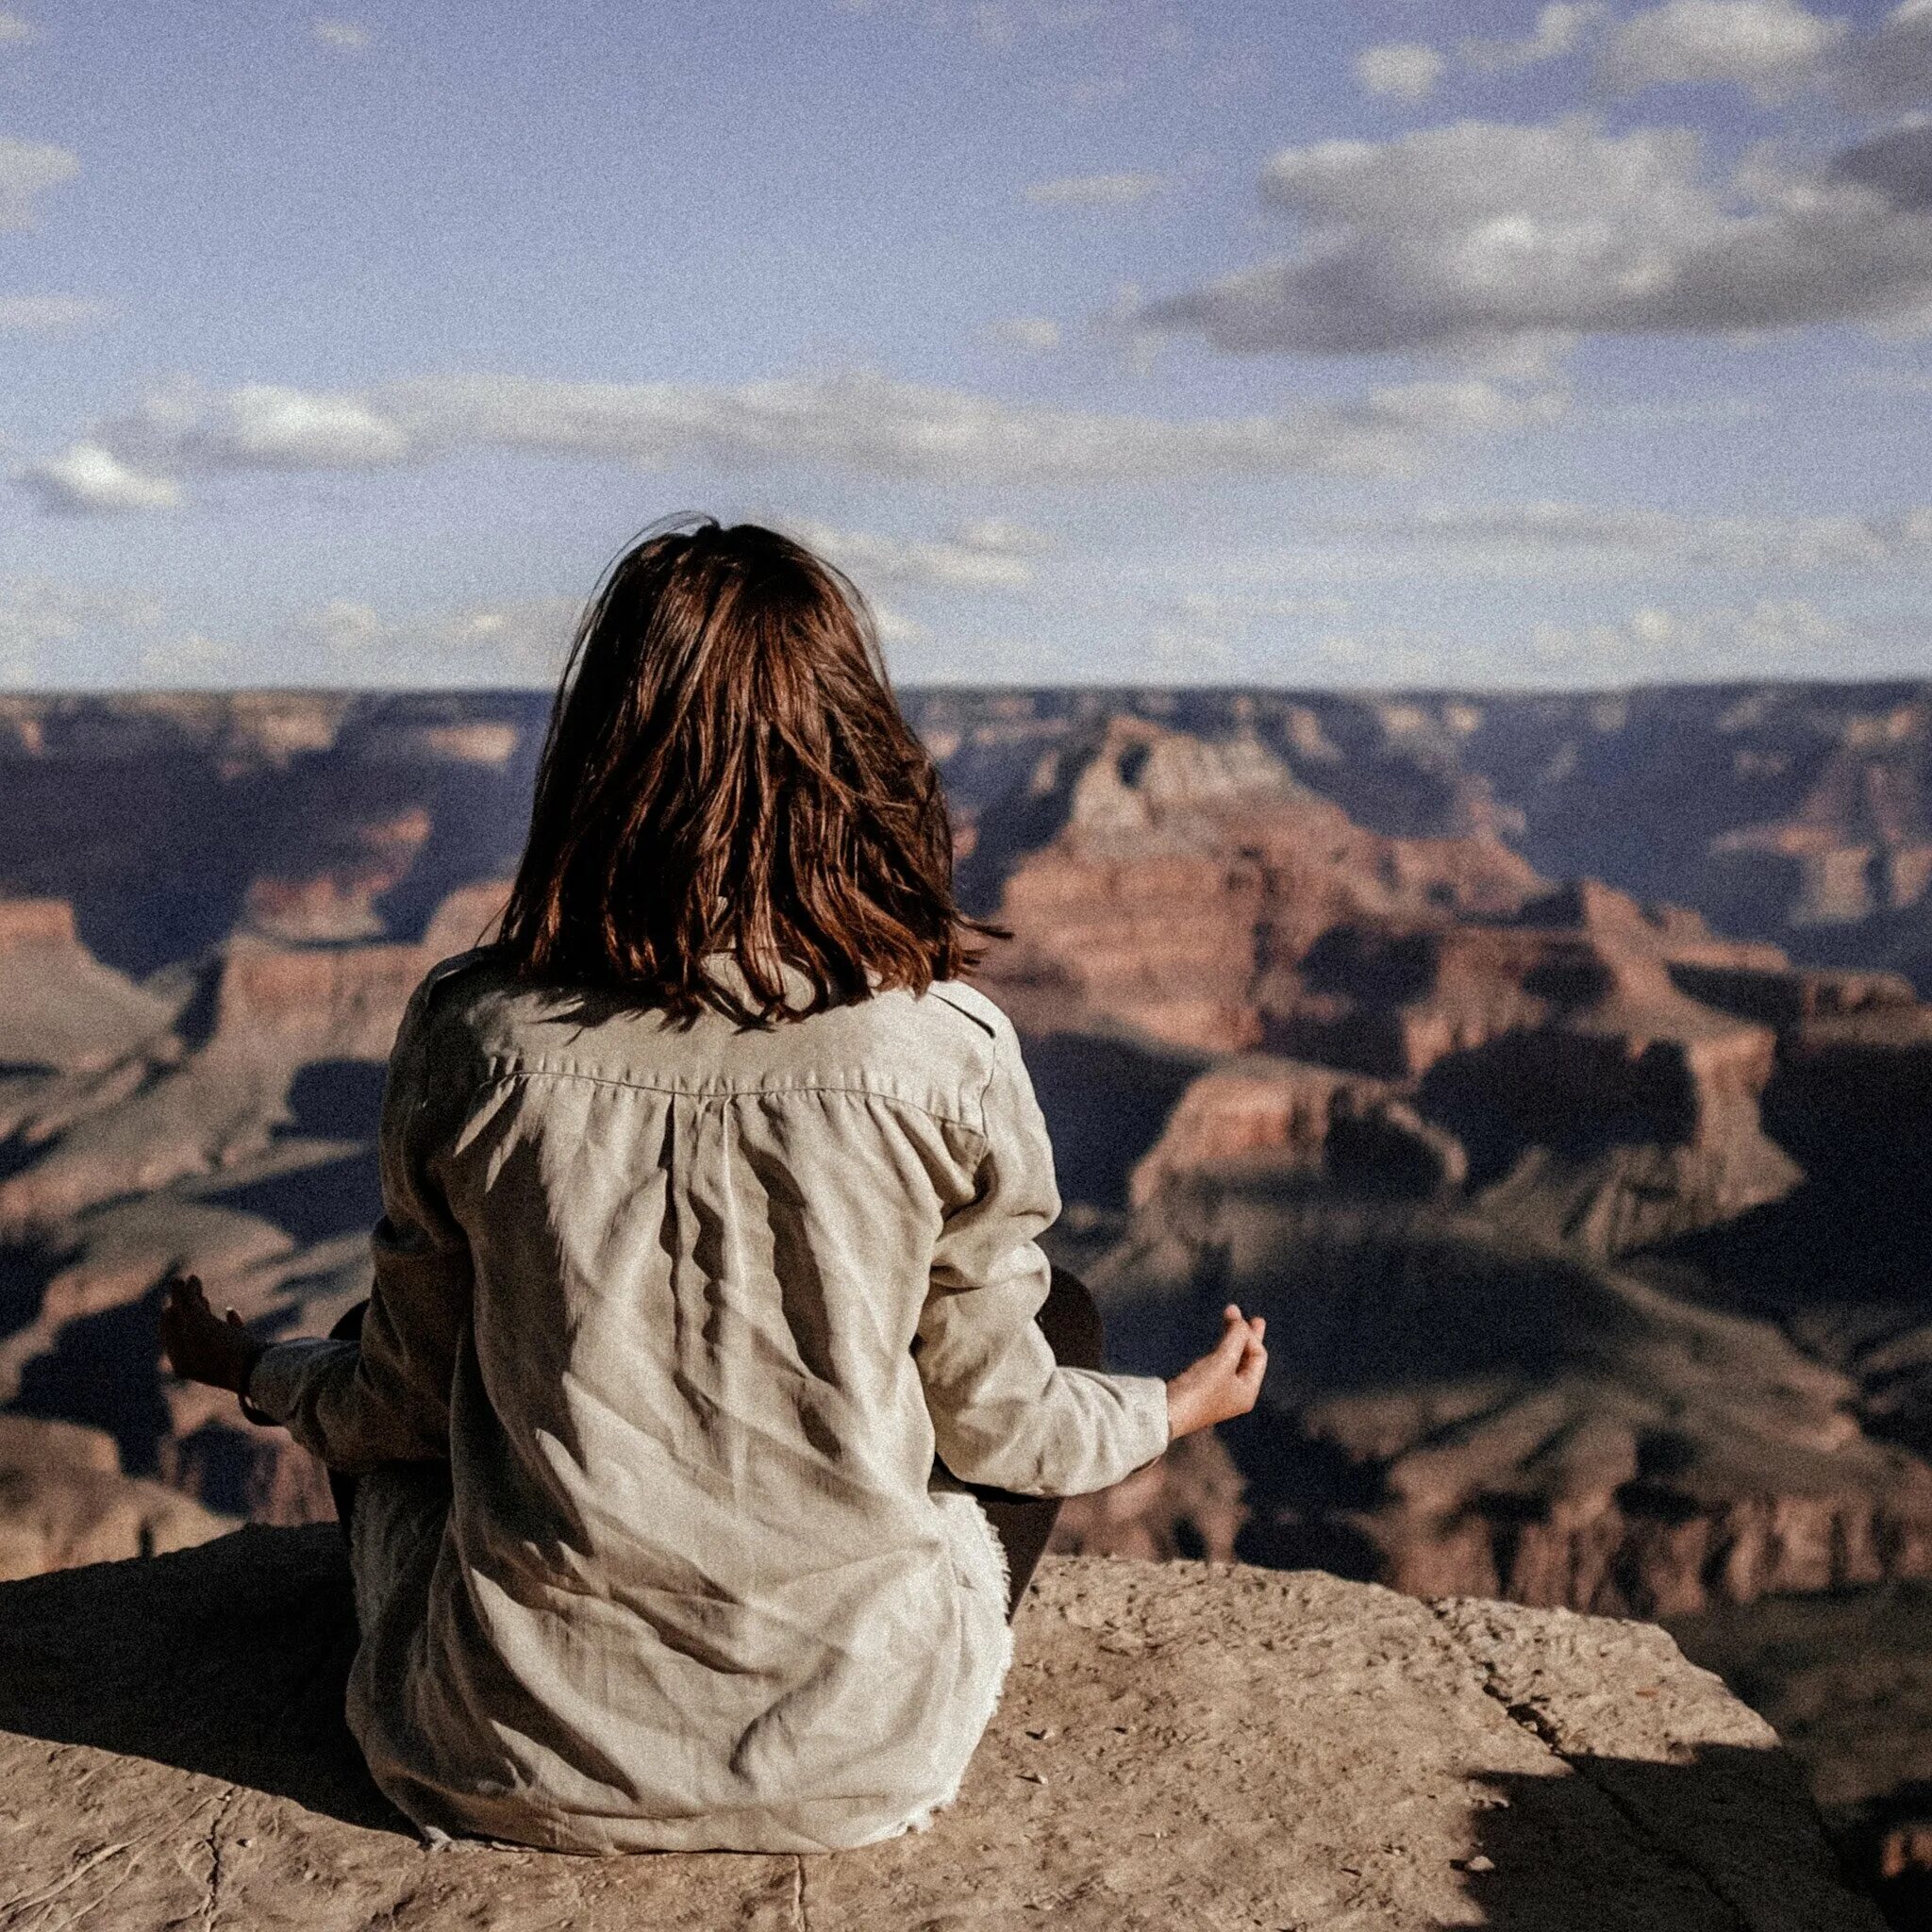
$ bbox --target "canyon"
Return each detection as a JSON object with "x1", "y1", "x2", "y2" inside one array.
[{"x1": 0, "y1": 683, "x2": 1929, "y2": 1908}]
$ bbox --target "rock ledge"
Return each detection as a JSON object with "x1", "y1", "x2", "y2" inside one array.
[{"x1": 0, "y1": 1528, "x2": 1884, "y2": 1929}]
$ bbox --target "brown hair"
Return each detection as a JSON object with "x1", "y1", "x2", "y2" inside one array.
[{"x1": 498, "y1": 515, "x2": 1000, "y2": 1025}]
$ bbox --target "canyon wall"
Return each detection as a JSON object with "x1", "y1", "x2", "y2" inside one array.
[{"x1": 0, "y1": 685, "x2": 1928, "y2": 1633}]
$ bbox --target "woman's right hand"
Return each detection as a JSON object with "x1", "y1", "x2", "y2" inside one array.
[{"x1": 1165, "y1": 1303, "x2": 1268, "y2": 1441}]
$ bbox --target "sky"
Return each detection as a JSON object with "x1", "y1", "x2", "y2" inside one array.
[{"x1": 2, "y1": 0, "x2": 1931, "y2": 691}]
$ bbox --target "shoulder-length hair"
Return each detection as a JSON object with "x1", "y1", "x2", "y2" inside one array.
[{"x1": 497, "y1": 515, "x2": 1001, "y2": 1025}]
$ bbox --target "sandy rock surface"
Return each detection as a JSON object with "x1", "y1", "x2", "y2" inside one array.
[{"x1": 0, "y1": 1527, "x2": 1882, "y2": 1930}]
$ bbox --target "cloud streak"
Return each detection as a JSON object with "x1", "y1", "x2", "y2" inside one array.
[
  {"x1": 18, "y1": 444, "x2": 184, "y2": 514},
  {"x1": 1332, "y1": 499, "x2": 1932, "y2": 570},
  {"x1": 1354, "y1": 43, "x2": 1444, "y2": 103},
  {"x1": 0, "y1": 577, "x2": 162, "y2": 681},
  {"x1": 309, "y1": 18, "x2": 372, "y2": 52},
  {"x1": 776, "y1": 517, "x2": 1046, "y2": 591},
  {"x1": 1459, "y1": 4, "x2": 1607, "y2": 74},
  {"x1": 290, "y1": 594, "x2": 579, "y2": 678},
  {"x1": 1024, "y1": 170, "x2": 1170, "y2": 206},
  {"x1": 19, "y1": 369, "x2": 1564, "y2": 512},
  {"x1": 0, "y1": 135, "x2": 76, "y2": 231},
  {"x1": 0, "y1": 294, "x2": 109, "y2": 334}
]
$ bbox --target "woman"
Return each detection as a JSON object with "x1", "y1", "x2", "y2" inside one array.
[{"x1": 159, "y1": 517, "x2": 1268, "y2": 1857}]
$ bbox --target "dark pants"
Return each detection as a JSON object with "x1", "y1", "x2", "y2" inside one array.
[{"x1": 326, "y1": 1263, "x2": 1106, "y2": 1625}]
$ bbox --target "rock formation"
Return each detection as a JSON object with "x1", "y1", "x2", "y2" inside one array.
[
  {"x1": 0, "y1": 878, "x2": 512, "y2": 1525},
  {"x1": 972, "y1": 714, "x2": 1541, "y2": 1051},
  {"x1": 1083, "y1": 1173, "x2": 1932, "y2": 1618},
  {"x1": 0, "y1": 1414, "x2": 232, "y2": 1580},
  {"x1": 0, "y1": 1529, "x2": 1885, "y2": 1929},
  {"x1": 902, "y1": 711, "x2": 1932, "y2": 1640},
  {"x1": 3, "y1": 687, "x2": 1932, "y2": 1915}
]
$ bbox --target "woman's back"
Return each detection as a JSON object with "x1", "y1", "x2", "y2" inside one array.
[
  {"x1": 161, "y1": 519, "x2": 1260, "y2": 1857},
  {"x1": 251, "y1": 942, "x2": 1171, "y2": 1854}
]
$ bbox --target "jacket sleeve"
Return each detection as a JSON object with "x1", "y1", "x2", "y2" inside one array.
[
  {"x1": 242, "y1": 963, "x2": 475, "y2": 1475},
  {"x1": 913, "y1": 1010, "x2": 1170, "y2": 1497}
]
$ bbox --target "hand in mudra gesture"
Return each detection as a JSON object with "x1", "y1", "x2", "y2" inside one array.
[
  {"x1": 1165, "y1": 1303, "x2": 1268, "y2": 1439},
  {"x1": 158, "y1": 1273, "x2": 264, "y2": 1396}
]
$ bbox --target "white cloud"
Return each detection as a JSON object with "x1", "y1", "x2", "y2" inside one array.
[
  {"x1": 1597, "y1": 0, "x2": 1848, "y2": 103},
  {"x1": 858, "y1": 1, "x2": 1134, "y2": 50},
  {"x1": 0, "y1": 12, "x2": 36, "y2": 46},
  {"x1": 1460, "y1": 3, "x2": 1607, "y2": 73},
  {"x1": 979, "y1": 314, "x2": 1062, "y2": 353},
  {"x1": 136, "y1": 630, "x2": 236, "y2": 684},
  {"x1": 1164, "y1": 589, "x2": 1352, "y2": 627},
  {"x1": 950, "y1": 515, "x2": 1052, "y2": 555},
  {"x1": 873, "y1": 604, "x2": 928, "y2": 647},
  {"x1": 0, "y1": 294, "x2": 108, "y2": 334},
  {"x1": 1141, "y1": 114, "x2": 1932, "y2": 358},
  {"x1": 1355, "y1": 42, "x2": 1444, "y2": 103},
  {"x1": 1524, "y1": 596, "x2": 1854, "y2": 671},
  {"x1": 17, "y1": 443, "x2": 183, "y2": 514},
  {"x1": 23, "y1": 367, "x2": 1565, "y2": 511},
  {"x1": 779, "y1": 518, "x2": 1041, "y2": 590},
  {"x1": 291, "y1": 594, "x2": 579, "y2": 680},
  {"x1": 0, "y1": 581, "x2": 586, "y2": 689},
  {"x1": 1024, "y1": 170, "x2": 1170, "y2": 207},
  {"x1": 98, "y1": 381, "x2": 414, "y2": 471},
  {"x1": 1364, "y1": 4, "x2": 1607, "y2": 101},
  {"x1": 0, "y1": 135, "x2": 76, "y2": 231},
  {"x1": 1141, "y1": 622, "x2": 1239, "y2": 675},
  {"x1": 0, "y1": 577, "x2": 162, "y2": 681},
  {"x1": 1356, "y1": 499, "x2": 1932, "y2": 569},
  {"x1": 310, "y1": 18, "x2": 372, "y2": 51}
]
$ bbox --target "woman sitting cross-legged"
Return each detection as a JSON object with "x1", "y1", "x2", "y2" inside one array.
[{"x1": 158, "y1": 516, "x2": 1268, "y2": 1857}]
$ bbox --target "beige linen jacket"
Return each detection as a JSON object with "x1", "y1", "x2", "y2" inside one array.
[{"x1": 245, "y1": 945, "x2": 1171, "y2": 1855}]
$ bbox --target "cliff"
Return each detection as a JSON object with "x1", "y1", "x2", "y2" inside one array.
[
  {"x1": 0, "y1": 1529, "x2": 1883, "y2": 1930},
  {"x1": 0, "y1": 1414, "x2": 234, "y2": 1581},
  {"x1": 4, "y1": 686, "x2": 1932, "y2": 1907}
]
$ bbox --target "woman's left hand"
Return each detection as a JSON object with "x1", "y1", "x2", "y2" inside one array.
[{"x1": 159, "y1": 1273, "x2": 265, "y2": 1396}]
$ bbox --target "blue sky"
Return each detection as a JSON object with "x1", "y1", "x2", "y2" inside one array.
[{"x1": 2, "y1": 0, "x2": 1930, "y2": 688}]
